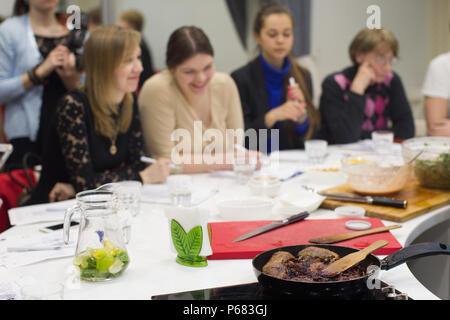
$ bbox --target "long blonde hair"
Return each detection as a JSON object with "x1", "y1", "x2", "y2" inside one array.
[{"x1": 81, "y1": 25, "x2": 141, "y2": 140}]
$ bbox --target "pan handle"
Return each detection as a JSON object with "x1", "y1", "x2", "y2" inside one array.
[{"x1": 381, "y1": 242, "x2": 450, "y2": 271}]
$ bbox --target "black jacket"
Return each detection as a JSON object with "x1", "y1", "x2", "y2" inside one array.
[
  {"x1": 318, "y1": 65, "x2": 415, "y2": 144},
  {"x1": 139, "y1": 39, "x2": 155, "y2": 89},
  {"x1": 231, "y1": 57, "x2": 315, "y2": 151}
]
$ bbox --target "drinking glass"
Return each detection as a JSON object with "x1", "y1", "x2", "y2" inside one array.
[
  {"x1": 167, "y1": 175, "x2": 193, "y2": 207},
  {"x1": 232, "y1": 153, "x2": 257, "y2": 184},
  {"x1": 96, "y1": 181, "x2": 142, "y2": 244},
  {"x1": 305, "y1": 140, "x2": 328, "y2": 163},
  {"x1": 372, "y1": 130, "x2": 394, "y2": 154}
]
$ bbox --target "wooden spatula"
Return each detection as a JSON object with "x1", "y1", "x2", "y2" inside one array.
[
  {"x1": 321, "y1": 240, "x2": 389, "y2": 278},
  {"x1": 309, "y1": 225, "x2": 402, "y2": 244}
]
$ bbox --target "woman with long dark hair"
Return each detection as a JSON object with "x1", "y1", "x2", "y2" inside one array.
[
  {"x1": 231, "y1": 2, "x2": 321, "y2": 152},
  {"x1": 139, "y1": 26, "x2": 254, "y2": 173}
]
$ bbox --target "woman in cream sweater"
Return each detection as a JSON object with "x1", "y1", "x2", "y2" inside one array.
[{"x1": 139, "y1": 26, "x2": 254, "y2": 173}]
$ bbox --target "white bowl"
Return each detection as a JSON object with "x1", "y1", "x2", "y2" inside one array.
[
  {"x1": 274, "y1": 187, "x2": 325, "y2": 217},
  {"x1": 216, "y1": 198, "x2": 274, "y2": 221},
  {"x1": 248, "y1": 175, "x2": 282, "y2": 198}
]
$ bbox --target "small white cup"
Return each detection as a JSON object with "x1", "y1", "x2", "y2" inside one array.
[
  {"x1": 21, "y1": 282, "x2": 64, "y2": 300},
  {"x1": 372, "y1": 130, "x2": 394, "y2": 154},
  {"x1": 305, "y1": 140, "x2": 328, "y2": 163},
  {"x1": 167, "y1": 175, "x2": 193, "y2": 207}
]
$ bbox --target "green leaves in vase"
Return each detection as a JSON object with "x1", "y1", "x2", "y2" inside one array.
[{"x1": 170, "y1": 219, "x2": 207, "y2": 267}]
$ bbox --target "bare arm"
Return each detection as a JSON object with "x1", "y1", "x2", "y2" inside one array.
[{"x1": 424, "y1": 97, "x2": 450, "y2": 136}]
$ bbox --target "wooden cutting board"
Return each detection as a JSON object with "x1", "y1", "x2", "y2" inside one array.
[
  {"x1": 207, "y1": 218, "x2": 402, "y2": 260},
  {"x1": 320, "y1": 178, "x2": 450, "y2": 222}
]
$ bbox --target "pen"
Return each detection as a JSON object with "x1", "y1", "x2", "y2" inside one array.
[
  {"x1": 140, "y1": 156, "x2": 180, "y2": 170},
  {"x1": 280, "y1": 170, "x2": 304, "y2": 182}
]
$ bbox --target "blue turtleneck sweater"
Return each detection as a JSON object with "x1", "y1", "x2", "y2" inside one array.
[{"x1": 259, "y1": 54, "x2": 309, "y2": 142}]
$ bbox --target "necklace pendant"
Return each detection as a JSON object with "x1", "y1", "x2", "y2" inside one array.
[{"x1": 110, "y1": 144, "x2": 117, "y2": 155}]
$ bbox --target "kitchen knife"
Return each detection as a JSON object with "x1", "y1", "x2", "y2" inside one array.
[
  {"x1": 319, "y1": 191, "x2": 407, "y2": 209},
  {"x1": 232, "y1": 212, "x2": 309, "y2": 243}
]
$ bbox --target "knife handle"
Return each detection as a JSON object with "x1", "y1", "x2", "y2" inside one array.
[
  {"x1": 371, "y1": 197, "x2": 407, "y2": 209},
  {"x1": 284, "y1": 212, "x2": 309, "y2": 225}
]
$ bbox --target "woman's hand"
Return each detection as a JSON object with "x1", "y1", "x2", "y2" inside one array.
[
  {"x1": 49, "y1": 182, "x2": 76, "y2": 202},
  {"x1": 264, "y1": 83, "x2": 307, "y2": 128},
  {"x1": 287, "y1": 82, "x2": 308, "y2": 122},
  {"x1": 351, "y1": 61, "x2": 376, "y2": 95},
  {"x1": 55, "y1": 50, "x2": 83, "y2": 90},
  {"x1": 139, "y1": 158, "x2": 172, "y2": 184},
  {"x1": 265, "y1": 100, "x2": 304, "y2": 128},
  {"x1": 35, "y1": 45, "x2": 69, "y2": 79}
]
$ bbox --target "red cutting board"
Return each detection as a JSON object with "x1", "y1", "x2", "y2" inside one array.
[{"x1": 207, "y1": 218, "x2": 402, "y2": 260}]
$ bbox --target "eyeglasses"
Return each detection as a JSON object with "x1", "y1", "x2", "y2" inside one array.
[{"x1": 375, "y1": 56, "x2": 398, "y2": 66}]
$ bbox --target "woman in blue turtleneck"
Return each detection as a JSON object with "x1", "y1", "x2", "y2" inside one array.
[{"x1": 231, "y1": 3, "x2": 320, "y2": 152}]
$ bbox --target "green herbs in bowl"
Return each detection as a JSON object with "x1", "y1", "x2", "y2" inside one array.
[
  {"x1": 402, "y1": 137, "x2": 450, "y2": 190},
  {"x1": 414, "y1": 153, "x2": 450, "y2": 189}
]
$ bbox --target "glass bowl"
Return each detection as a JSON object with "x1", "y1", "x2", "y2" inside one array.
[
  {"x1": 402, "y1": 137, "x2": 450, "y2": 190},
  {"x1": 248, "y1": 175, "x2": 282, "y2": 198},
  {"x1": 341, "y1": 154, "x2": 412, "y2": 195}
]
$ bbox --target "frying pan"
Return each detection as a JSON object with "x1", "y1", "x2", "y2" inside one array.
[{"x1": 252, "y1": 242, "x2": 450, "y2": 298}]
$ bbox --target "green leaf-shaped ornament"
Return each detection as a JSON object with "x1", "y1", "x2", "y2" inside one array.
[
  {"x1": 170, "y1": 219, "x2": 207, "y2": 267},
  {"x1": 185, "y1": 226, "x2": 203, "y2": 257},
  {"x1": 171, "y1": 219, "x2": 187, "y2": 256}
]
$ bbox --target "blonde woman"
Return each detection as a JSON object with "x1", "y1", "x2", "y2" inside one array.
[
  {"x1": 28, "y1": 26, "x2": 171, "y2": 204},
  {"x1": 318, "y1": 28, "x2": 415, "y2": 144}
]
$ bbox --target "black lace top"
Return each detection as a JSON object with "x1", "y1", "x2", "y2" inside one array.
[
  {"x1": 56, "y1": 90, "x2": 146, "y2": 191},
  {"x1": 28, "y1": 90, "x2": 146, "y2": 204},
  {"x1": 35, "y1": 34, "x2": 69, "y2": 57},
  {"x1": 35, "y1": 34, "x2": 70, "y2": 154}
]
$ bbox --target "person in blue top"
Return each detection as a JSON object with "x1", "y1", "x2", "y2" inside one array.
[
  {"x1": 0, "y1": 0, "x2": 83, "y2": 167},
  {"x1": 231, "y1": 2, "x2": 320, "y2": 153}
]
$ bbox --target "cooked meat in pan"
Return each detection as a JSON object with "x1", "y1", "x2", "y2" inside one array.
[
  {"x1": 262, "y1": 251, "x2": 295, "y2": 279},
  {"x1": 263, "y1": 247, "x2": 368, "y2": 282}
]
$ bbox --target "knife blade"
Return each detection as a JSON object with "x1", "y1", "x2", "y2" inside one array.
[
  {"x1": 319, "y1": 191, "x2": 407, "y2": 209},
  {"x1": 232, "y1": 212, "x2": 309, "y2": 243}
]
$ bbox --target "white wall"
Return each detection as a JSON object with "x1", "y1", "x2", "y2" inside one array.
[
  {"x1": 0, "y1": 0, "x2": 14, "y2": 18},
  {"x1": 114, "y1": 0, "x2": 432, "y2": 120},
  {"x1": 1, "y1": 0, "x2": 434, "y2": 122},
  {"x1": 115, "y1": 0, "x2": 248, "y2": 74}
]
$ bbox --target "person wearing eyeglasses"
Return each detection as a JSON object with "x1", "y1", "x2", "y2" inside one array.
[{"x1": 318, "y1": 28, "x2": 415, "y2": 144}]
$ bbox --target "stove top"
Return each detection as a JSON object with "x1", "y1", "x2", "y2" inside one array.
[{"x1": 152, "y1": 281, "x2": 411, "y2": 300}]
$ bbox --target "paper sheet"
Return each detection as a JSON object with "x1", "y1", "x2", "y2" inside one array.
[
  {"x1": 8, "y1": 199, "x2": 76, "y2": 226},
  {"x1": 0, "y1": 230, "x2": 76, "y2": 268},
  {"x1": 0, "y1": 281, "x2": 21, "y2": 300}
]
